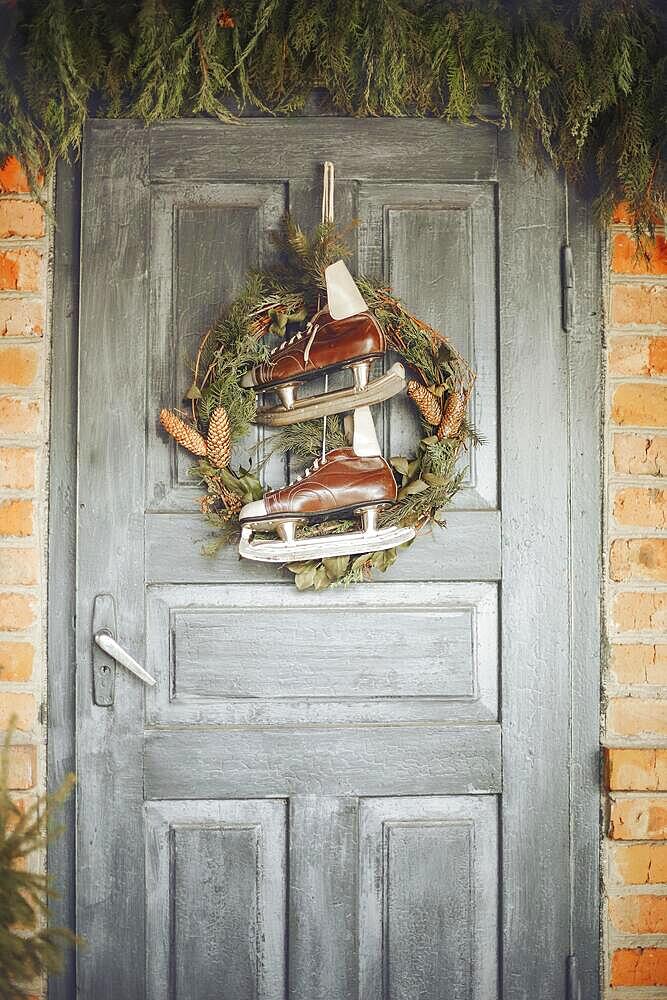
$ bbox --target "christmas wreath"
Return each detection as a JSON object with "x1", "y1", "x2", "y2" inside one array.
[{"x1": 159, "y1": 219, "x2": 476, "y2": 589}]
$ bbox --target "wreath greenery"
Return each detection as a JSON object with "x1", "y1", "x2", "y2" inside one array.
[
  {"x1": 160, "y1": 219, "x2": 476, "y2": 589},
  {"x1": 1, "y1": 1, "x2": 665, "y2": 246}
]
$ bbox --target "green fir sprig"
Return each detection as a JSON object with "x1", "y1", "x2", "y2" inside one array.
[
  {"x1": 0, "y1": 1, "x2": 665, "y2": 243},
  {"x1": 0, "y1": 722, "x2": 76, "y2": 999}
]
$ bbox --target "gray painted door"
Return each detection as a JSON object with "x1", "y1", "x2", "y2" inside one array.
[{"x1": 69, "y1": 118, "x2": 599, "y2": 1000}]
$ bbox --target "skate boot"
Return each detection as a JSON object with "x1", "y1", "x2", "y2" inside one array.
[
  {"x1": 242, "y1": 261, "x2": 406, "y2": 426},
  {"x1": 238, "y1": 408, "x2": 415, "y2": 563}
]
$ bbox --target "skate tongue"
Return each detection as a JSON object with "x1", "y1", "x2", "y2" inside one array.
[{"x1": 325, "y1": 261, "x2": 369, "y2": 320}]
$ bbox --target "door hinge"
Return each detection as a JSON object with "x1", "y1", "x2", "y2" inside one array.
[
  {"x1": 566, "y1": 954, "x2": 581, "y2": 1000},
  {"x1": 561, "y1": 242, "x2": 574, "y2": 334}
]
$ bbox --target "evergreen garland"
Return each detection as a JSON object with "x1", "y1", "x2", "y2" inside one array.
[{"x1": 0, "y1": 1, "x2": 664, "y2": 242}]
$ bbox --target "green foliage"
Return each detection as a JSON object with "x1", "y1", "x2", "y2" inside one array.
[
  {"x1": 0, "y1": 722, "x2": 76, "y2": 999},
  {"x1": 0, "y1": 1, "x2": 665, "y2": 241}
]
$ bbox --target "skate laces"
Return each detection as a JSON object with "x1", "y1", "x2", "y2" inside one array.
[
  {"x1": 270, "y1": 321, "x2": 319, "y2": 363},
  {"x1": 290, "y1": 454, "x2": 327, "y2": 484}
]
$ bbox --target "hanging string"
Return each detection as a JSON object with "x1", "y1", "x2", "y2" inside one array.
[
  {"x1": 320, "y1": 162, "x2": 335, "y2": 460},
  {"x1": 321, "y1": 160, "x2": 335, "y2": 225},
  {"x1": 562, "y1": 172, "x2": 574, "y2": 333}
]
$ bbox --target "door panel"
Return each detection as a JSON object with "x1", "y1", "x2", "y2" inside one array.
[
  {"x1": 70, "y1": 118, "x2": 597, "y2": 1000},
  {"x1": 359, "y1": 797, "x2": 498, "y2": 1000},
  {"x1": 357, "y1": 182, "x2": 497, "y2": 508},
  {"x1": 148, "y1": 181, "x2": 287, "y2": 511},
  {"x1": 145, "y1": 800, "x2": 287, "y2": 1000},
  {"x1": 145, "y1": 582, "x2": 498, "y2": 725}
]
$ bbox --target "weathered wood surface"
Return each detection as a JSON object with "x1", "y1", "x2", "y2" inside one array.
[
  {"x1": 145, "y1": 800, "x2": 287, "y2": 1000},
  {"x1": 76, "y1": 122, "x2": 149, "y2": 998},
  {"x1": 289, "y1": 797, "x2": 358, "y2": 999},
  {"x1": 145, "y1": 581, "x2": 498, "y2": 726},
  {"x1": 144, "y1": 724, "x2": 502, "y2": 799},
  {"x1": 148, "y1": 118, "x2": 499, "y2": 182},
  {"x1": 145, "y1": 509, "x2": 502, "y2": 582},
  {"x1": 567, "y1": 182, "x2": 602, "y2": 1000},
  {"x1": 358, "y1": 796, "x2": 499, "y2": 999},
  {"x1": 498, "y1": 129, "x2": 573, "y2": 1000},
  {"x1": 47, "y1": 159, "x2": 79, "y2": 1000}
]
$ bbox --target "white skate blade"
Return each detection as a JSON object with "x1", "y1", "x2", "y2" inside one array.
[
  {"x1": 325, "y1": 260, "x2": 368, "y2": 320},
  {"x1": 239, "y1": 523, "x2": 415, "y2": 564},
  {"x1": 254, "y1": 362, "x2": 406, "y2": 426}
]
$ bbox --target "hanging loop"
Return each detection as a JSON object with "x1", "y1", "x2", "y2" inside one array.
[{"x1": 321, "y1": 161, "x2": 335, "y2": 225}]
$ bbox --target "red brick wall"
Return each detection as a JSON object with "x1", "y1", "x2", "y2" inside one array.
[
  {"x1": 605, "y1": 206, "x2": 667, "y2": 993},
  {"x1": 0, "y1": 155, "x2": 47, "y2": 998}
]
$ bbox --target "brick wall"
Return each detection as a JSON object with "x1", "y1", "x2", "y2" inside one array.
[
  {"x1": 604, "y1": 206, "x2": 667, "y2": 994},
  {"x1": 0, "y1": 155, "x2": 47, "y2": 938}
]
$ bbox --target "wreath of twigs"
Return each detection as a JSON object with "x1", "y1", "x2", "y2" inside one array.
[{"x1": 159, "y1": 219, "x2": 477, "y2": 589}]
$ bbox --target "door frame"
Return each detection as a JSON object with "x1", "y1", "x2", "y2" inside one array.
[{"x1": 47, "y1": 119, "x2": 602, "y2": 1000}]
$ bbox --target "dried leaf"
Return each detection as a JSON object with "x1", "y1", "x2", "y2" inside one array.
[{"x1": 323, "y1": 555, "x2": 350, "y2": 581}]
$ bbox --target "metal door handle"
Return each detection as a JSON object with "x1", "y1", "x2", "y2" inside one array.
[{"x1": 94, "y1": 630, "x2": 156, "y2": 686}]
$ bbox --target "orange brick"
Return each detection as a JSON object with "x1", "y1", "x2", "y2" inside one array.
[
  {"x1": 609, "y1": 335, "x2": 667, "y2": 375},
  {"x1": 0, "y1": 692, "x2": 35, "y2": 732},
  {"x1": 0, "y1": 447, "x2": 35, "y2": 489},
  {"x1": 613, "y1": 592, "x2": 667, "y2": 633},
  {"x1": 610, "y1": 843, "x2": 667, "y2": 884},
  {"x1": 0, "y1": 344, "x2": 39, "y2": 387},
  {"x1": 609, "y1": 335, "x2": 650, "y2": 375},
  {"x1": 611, "y1": 383, "x2": 667, "y2": 427},
  {"x1": 614, "y1": 488, "x2": 667, "y2": 528},
  {"x1": 0, "y1": 248, "x2": 42, "y2": 291},
  {"x1": 0, "y1": 592, "x2": 35, "y2": 631},
  {"x1": 4, "y1": 744, "x2": 35, "y2": 790},
  {"x1": 0, "y1": 397, "x2": 40, "y2": 436},
  {"x1": 612, "y1": 233, "x2": 667, "y2": 275},
  {"x1": 0, "y1": 157, "x2": 30, "y2": 194},
  {"x1": 611, "y1": 948, "x2": 667, "y2": 987},
  {"x1": 606, "y1": 748, "x2": 667, "y2": 790},
  {"x1": 0, "y1": 299, "x2": 43, "y2": 338},
  {"x1": 609, "y1": 895, "x2": 667, "y2": 933},
  {"x1": 609, "y1": 798, "x2": 667, "y2": 840},
  {"x1": 610, "y1": 538, "x2": 667, "y2": 582},
  {"x1": 611, "y1": 284, "x2": 667, "y2": 326},
  {"x1": 0, "y1": 199, "x2": 45, "y2": 239},
  {"x1": 0, "y1": 499, "x2": 32, "y2": 537},
  {"x1": 0, "y1": 640, "x2": 34, "y2": 681},
  {"x1": 649, "y1": 337, "x2": 667, "y2": 374},
  {"x1": 613, "y1": 434, "x2": 667, "y2": 476},
  {"x1": 0, "y1": 547, "x2": 38, "y2": 586},
  {"x1": 610, "y1": 644, "x2": 667, "y2": 685},
  {"x1": 607, "y1": 700, "x2": 667, "y2": 739}
]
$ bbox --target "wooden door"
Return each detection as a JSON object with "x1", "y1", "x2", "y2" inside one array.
[{"x1": 54, "y1": 117, "x2": 600, "y2": 1000}]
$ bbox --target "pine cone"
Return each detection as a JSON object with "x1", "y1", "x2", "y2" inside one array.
[
  {"x1": 407, "y1": 379, "x2": 442, "y2": 426},
  {"x1": 219, "y1": 485, "x2": 243, "y2": 517},
  {"x1": 159, "y1": 409, "x2": 207, "y2": 456},
  {"x1": 207, "y1": 406, "x2": 232, "y2": 468},
  {"x1": 437, "y1": 391, "x2": 466, "y2": 440}
]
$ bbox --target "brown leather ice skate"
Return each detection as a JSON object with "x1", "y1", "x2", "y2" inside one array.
[
  {"x1": 238, "y1": 407, "x2": 416, "y2": 564},
  {"x1": 239, "y1": 447, "x2": 397, "y2": 533},
  {"x1": 241, "y1": 307, "x2": 385, "y2": 394},
  {"x1": 242, "y1": 261, "x2": 407, "y2": 426}
]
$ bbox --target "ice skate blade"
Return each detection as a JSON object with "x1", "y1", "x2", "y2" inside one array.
[
  {"x1": 254, "y1": 362, "x2": 406, "y2": 427},
  {"x1": 239, "y1": 523, "x2": 416, "y2": 564}
]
